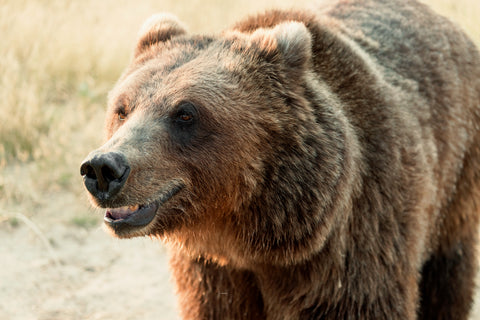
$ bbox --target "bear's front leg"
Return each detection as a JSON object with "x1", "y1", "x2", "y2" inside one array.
[{"x1": 170, "y1": 251, "x2": 265, "y2": 320}]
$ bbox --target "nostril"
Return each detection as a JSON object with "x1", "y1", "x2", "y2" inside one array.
[
  {"x1": 80, "y1": 162, "x2": 97, "y2": 180},
  {"x1": 101, "y1": 164, "x2": 119, "y2": 182}
]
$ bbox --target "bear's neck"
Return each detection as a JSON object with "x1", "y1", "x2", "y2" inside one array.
[{"x1": 250, "y1": 233, "x2": 346, "y2": 319}]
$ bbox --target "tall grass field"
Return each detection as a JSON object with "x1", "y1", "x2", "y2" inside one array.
[{"x1": 0, "y1": 0, "x2": 479, "y2": 319}]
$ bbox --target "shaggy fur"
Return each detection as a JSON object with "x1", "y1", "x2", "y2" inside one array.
[{"x1": 81, "y1": 0, "x2": 480, "y2": 319}]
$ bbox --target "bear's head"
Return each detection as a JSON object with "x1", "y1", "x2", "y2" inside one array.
[{"x1": 80, "y1": 14, "x2": 356, "y2": 266}]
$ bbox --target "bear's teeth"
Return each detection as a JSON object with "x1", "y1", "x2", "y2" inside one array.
[
  {"x1": 113, "y1": 205, "x2": 139, "y2": 213},
  {"x1": 128, "y1": 204, "x2": 140, "y2": 212}
]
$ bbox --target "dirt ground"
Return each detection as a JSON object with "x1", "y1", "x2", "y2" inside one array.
[
  {"x1": 0, "y1": 191, "x2": 179, "y2": 320},
  {"x1": 0, "y1": 190, "x2": 480, "y2": 319}
]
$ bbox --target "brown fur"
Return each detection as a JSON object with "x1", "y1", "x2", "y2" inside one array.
[{"x1": 81, "y1": 0, "x2": 480, "y2": 319}]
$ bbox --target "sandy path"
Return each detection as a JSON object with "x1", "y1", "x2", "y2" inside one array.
[{"x1": 0, "y1": 193, "x2": 178, "y2": 320}]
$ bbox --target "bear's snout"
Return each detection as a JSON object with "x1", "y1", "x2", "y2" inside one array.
[{"x1": 80, "y1": 151, "x2": 130, "y2": 202}]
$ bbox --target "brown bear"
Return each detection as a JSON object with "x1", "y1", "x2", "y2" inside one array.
[{"x1": 80, "y1": 0, "x2": 480, "y2": 319}]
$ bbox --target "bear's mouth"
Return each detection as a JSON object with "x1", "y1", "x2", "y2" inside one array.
[
  {"x1": 105, "y1": 203, "x2": 159, "y2": 226},
  {"x1": 103, "y1": 181, "x2": 184, "y2": 231}
]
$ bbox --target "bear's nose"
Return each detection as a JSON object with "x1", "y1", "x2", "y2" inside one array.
[{"x1": 80, "y1": 152, "x2": 130, "y2": 201}]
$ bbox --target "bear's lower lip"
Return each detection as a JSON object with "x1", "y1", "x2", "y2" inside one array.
[{"x1": 103, "y1": 181, "x2": 184, "y2": 231}]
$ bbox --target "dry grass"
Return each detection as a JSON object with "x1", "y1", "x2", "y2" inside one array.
[{"x1": 421, "y1": 0, "x2": 480, "y2": 45}]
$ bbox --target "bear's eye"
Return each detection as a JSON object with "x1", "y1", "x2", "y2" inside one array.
[
  {"x1": 116, "y1": 105, "x2": 129, "y2": 121},
  {"x1": 174, "y1": 102, "x2": 197, "y2": 125},
  {"x1": 177, "y1": 112, "x2": 193, "y2": 123},
  {"x1": 179, "y1": 113, "x2": 192, "y2": 122},
  {"x1": 118, "y1": 111, "x2": 127, "y2": 121},
  {"x1": 170, "y1": 102, "x2": 198, "y2": 145}
]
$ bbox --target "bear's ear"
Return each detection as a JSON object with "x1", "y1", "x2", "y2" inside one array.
[
  {"x1": 134, "y1": 13, "x2": 187, "y2": 57},
  {"x1": 251, "y1": 21, "x2": 312, "y2": 69}
]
